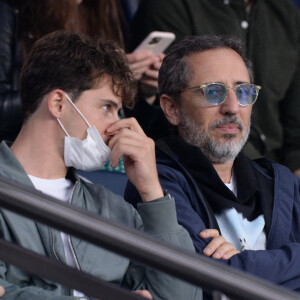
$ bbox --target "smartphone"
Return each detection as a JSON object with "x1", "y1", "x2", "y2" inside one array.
[{"x1": 134, "y1": 31, "x2": 176, "y2": 54}]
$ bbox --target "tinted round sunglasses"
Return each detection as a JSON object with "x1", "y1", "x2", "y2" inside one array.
[{"x1": 184, "y1": 82, "x2": 262, "y2": 107}]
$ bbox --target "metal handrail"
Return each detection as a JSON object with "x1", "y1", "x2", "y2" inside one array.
[
  {"x1": 0, "y1": 238, "x2": 144, "y2": 300},
  {"x1": 0, "y1": 175, "x2": 298, "y2": 300}
]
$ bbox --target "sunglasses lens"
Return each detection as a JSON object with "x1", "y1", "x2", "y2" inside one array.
[
  {"x1": 236, "y1": 84, "x2": 258, "y2": 105},
  {"x1": 205, "y1": 84, "x2": 227, "y2": 105}
]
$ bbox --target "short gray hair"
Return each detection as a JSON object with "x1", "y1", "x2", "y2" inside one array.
[{"x1": 158, "y1": 35, "x2": 254, "y2": 102}]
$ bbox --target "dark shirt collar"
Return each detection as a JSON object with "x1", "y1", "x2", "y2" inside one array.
[{"x1": 165, "y1": 136, "x2": 261, "y2": 220}]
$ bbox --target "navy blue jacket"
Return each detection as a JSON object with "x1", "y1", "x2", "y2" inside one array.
[{"x1": 125, "y1": 139, "x2": 300, "y2": 292}]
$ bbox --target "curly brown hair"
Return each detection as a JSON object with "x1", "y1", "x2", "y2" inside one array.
[{"x1": 20, "y1": 30, "x2": 137, "y2": 121}]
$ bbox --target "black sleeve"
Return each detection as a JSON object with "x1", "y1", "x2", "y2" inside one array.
[
  {"x1": 123, "y1": 94, "x2": 175, "y2": 140},
  {"x1": 0, "y1": 0, "x2": 23, "y2": 142},
  {"x1": 130, "y1": 0, "x2": 194, "y2": 51}
]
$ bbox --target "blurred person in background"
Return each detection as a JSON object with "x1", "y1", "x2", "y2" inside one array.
[
  {"x1": 0, "y1": 0, "x2": 80, "y2": 141},
  {"x1": 0, "y1": 0, "x2": 163, "y2": 144},
  {"x1": 130, "y1": 0, "x2": 300, "y2": 176}
]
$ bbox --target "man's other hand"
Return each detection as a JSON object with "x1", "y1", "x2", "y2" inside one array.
[
  {"x1": 200, "y1": 229, "x2": 240, "y2": 260},
  {"x1": 134, "y1": 289, "x2": 153, "y2": 299},
  {"x1": 0, "y1": 285, "x2": 4, "y2": 297}
]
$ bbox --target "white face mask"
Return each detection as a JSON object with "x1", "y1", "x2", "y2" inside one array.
[{"x1": 57, "y1": 93, "x2": 111, "y2": 171}]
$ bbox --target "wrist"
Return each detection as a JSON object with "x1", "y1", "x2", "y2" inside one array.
[
  {"x1": 140, "y1": 185, "x2": 164, "y2": 203},
  {"x1": 294, "y1": 169, "x2": 300, "y2": 178}
]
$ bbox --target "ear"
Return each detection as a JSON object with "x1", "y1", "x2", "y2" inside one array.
[
  {"x1": 160, "y1": 94, "x2": 180, "y2": 126},
  {"x1": 47, "y1": 90, "x2": 67, "y2": 118}
]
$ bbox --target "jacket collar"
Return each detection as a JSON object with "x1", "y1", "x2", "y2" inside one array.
[
  {"x1": 0, "y1": 141, "x2": 34, "y2": 188},
  {"x1": 156, "y1": 136, "x2": 261, "y2": 220},
  {"x1": 0, "y1": 141, "x2": 80, "y2": 186}
]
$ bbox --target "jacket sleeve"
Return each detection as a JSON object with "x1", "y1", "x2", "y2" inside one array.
[
  {"x1": 164, "y1": 165, "x2": 300, "y2": 291},
  {"x1": 0, "y1": 216, "x2": 78, "y2": 299},
  {"x1": 227, "y1": 174, "x2": 300, "y2": 291},
  {"x1": 125, "y1": 164, "x2": 300, "y2": 292},
  {"x1": 0, "y1": 0, "x2": 23, "y2": 141},
  {"x1": 122, "y1": 196, "x2": 201, "y2": 300},
  {"x1": 130, "y1": 0, "x2": 193, "y2": 50},
  {"x1": 0, "y1": 276, "x2": 77, "y2": 300}
]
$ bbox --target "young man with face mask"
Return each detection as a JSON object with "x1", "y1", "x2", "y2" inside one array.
[{"x1": 0, "y1": 31, "x2": 199, "y2": 299}]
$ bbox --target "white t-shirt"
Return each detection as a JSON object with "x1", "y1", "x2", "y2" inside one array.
[
  {"x1": 215, "y1": 172, "x2": 267, "y2": 251},
  {"x1": 28, "y1": 174, "x2": 86, "y2": 298}
]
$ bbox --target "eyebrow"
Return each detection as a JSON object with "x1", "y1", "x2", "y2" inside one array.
[
  {"x1": 235, "y1": 81, "x2": 250, "y2": 85},
  {"x1": 202, "y1": 81, "x2": 250, "y2": 85},
  {"x1": 99, "y1": 99, "x2": 121, "y2": 109},
  {"x1": 188, "y1": 80, "x2": 250, "y2": 87}
]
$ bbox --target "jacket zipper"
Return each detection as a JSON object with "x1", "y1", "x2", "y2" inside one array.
[
  {"x1": 50, "y1": 229, "x2": 60, "y2": 261},
  {"x1": 50, "y1": 181, "x2": 79, "y2": 296},
  {"x1": 67, "y1": 182, "x2": 81, "y2": 271},
  {"x1": 68, "y1": 183, "x2": 92, "y2": 299},
  {"x1": 50, "y1": 228, "x2": 71, "y2": 296}
]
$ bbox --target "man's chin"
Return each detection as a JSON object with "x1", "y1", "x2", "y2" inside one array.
[
  {"x1": 214, "y1": 134, "x2": 240, "y2": 144},
  {"x1": 222, "y1": 133, "x2": 238, "y2": 140}
]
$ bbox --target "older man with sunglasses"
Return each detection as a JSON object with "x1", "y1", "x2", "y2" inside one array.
[{"x1": 125, "y1": 35, "x2": 300, "y2": 292}]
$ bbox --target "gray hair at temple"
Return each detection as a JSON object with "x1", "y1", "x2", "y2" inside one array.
[{"x1": 158, "y1": 35, "x2": 254, "y2": 102}]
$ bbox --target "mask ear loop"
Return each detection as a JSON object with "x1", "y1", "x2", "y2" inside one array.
[
  {"x1": 65, "y1": 93, "x2": 92, "y2": 127},
  {"x1": 57, "y1": 118, "x2": 70, "y2": 137}
]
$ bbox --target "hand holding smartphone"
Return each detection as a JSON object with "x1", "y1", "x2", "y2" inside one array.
[
  {"x1": 128, "y1": 31, "x2": 175, "y2": 98},
  {"x1": 134, "y1": 31, "x2": 176, "y2": 55}
]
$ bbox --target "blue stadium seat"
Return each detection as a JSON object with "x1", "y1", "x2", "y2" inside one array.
[{"x1": 77, "y1": 170, "x2": 128, "y2": 197}]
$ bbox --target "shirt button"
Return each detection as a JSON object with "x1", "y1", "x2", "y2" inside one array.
[{"x1": 241, "y1": 20, "x2": 249, "y2": 29}]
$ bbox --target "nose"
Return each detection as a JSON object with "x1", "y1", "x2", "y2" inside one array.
[
  {"x1": 219, "y1": 88, "x2": 240, "y2": 115},
  {"x1": 106, "y1": 110, "x2": 120, "y2": 128},
  {"x1": 104, "y1": 112, "x2": 120, "y2": 141},
  {"x1": 113, "y1": 110, "x2": 120, "y2": 122}
]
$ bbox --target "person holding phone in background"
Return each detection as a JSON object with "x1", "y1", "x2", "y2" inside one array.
[{"x1": 130, "y1": 31, "x2": 175, "y2": 105}]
